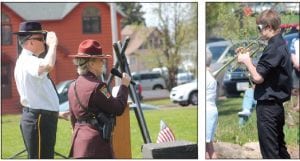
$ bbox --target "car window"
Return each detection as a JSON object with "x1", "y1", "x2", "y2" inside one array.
[
  {"x1": 139, "y1": 73, "x2": 161, "y2": 80},
  {"x1": 153, "y1": 73, "x2": 161, "y2": 79},
  {"x1": 56, "y1": 82, "x2": 65, "y2": 91},
  {"x1": 227, "y1": 47, "x2": 236, "y2": 57},
  {"x1": 132, "y1": 75, "x2": 140, "y2": 80},
  {"x1": 56, "y1": 80, "x2": 72, "y2": 93},
  {"x1": 209, "y1": 46, "x2": 227, "y2": 63},
  {"x1": 140, "y1": 74, "x2": 151, "y2": 80}
]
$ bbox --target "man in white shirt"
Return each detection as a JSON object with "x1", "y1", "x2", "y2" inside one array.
[{"x1": 14, "y1": 21, "x2": 59, "y2": 159}]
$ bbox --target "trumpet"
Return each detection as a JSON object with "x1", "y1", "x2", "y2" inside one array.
[{"x1": 212, "y1": 41, "x2": 261, "y2": 78}]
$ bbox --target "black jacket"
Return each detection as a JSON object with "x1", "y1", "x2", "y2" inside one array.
[{"x1": 254, "y1": 33, "x2": 292, "y2": 103}]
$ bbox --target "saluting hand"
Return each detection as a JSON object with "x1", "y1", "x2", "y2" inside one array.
[
  {"x1": 46, "y1": 31, "x2": 58, "y2": 47},
  {"x1": 121, "y1": 73, "x2": 131, "y2": 87}
]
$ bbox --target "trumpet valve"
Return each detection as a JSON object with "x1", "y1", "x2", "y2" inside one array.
[
  {"x1": 236, "y1": 47, "x2": 245, "y2": 54},
  {"x1": 236, "y1": 47, "x2": 250, "y2": 55}
]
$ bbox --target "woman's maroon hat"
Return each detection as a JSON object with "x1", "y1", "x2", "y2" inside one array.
[{"x1": 69, "y1": 39, "x2": 112, "y2": 59}]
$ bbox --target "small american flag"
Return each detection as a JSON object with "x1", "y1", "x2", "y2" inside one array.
[{"x1": 156, "y1": 120, "x2": 176, "y2": 143}]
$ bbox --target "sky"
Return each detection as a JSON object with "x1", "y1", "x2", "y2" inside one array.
[{"x1": 140, "y1": 3, "x2": 159, "y2": 27}]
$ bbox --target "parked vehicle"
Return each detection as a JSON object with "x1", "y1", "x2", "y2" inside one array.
[
  {"x1": 132, "y1": 72, "x2": 167, "y2": 90},
  {"x1": 222, "y1": 68, "x2": 251, "y2": 97},
  {"x1": 176, "y1": 72, "x2": 194, "y2": 85},
  {"x1": 206, "y1": 37, "x2": 226, "y2": 43},
  {"x1": 56, "y1": 80, "x2": 74, "y2": 104},
  {"x1": 135, "y1": 82, "x2": 143, "y2": 101},
  {"x1": 170, "y1": 79, "x2": 197, "y2": 106},
  {"x1": 206, "y1": 40, "x2": 232, "y2": 65},
  {"x1": 152, "y1": 67, "x2": 168, "y2": 77}
]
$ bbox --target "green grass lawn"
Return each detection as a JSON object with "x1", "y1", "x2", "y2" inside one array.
[
  {"x1": 1, "y1": 102, "x2": 197, "y2": 159},
  {"x1": 130, "y1": 106, "x2": 198, "y2": 158},
  {"x1": 216, "y1": 97, "x2": 299, "y2": 146},
  {"x1": 2, "y1": 97, "x2": 298, "y2": 158},
  {"x1": 1, "y1": 115, "x2": 73, "y2": 159}
]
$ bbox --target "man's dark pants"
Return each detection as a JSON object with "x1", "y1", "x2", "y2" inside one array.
[
  {"x1": 256, "y1": 101, "x2": 291, "y2": 159},
  {"x1": 20, "y1": 107, "x2": 58, "y2": 159}
]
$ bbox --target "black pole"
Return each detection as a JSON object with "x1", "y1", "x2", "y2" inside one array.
[{"x1": 112, "y1": 37, "x2": 152, "y2": 143}]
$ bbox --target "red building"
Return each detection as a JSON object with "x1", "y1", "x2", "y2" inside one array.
[{"x1": 1, "y1": 2, "x2": 124, "y2": 114}]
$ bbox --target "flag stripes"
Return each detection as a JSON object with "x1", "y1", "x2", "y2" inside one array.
[{"x1": 156, "y1": 120, "x2": 175, "y2": 143}]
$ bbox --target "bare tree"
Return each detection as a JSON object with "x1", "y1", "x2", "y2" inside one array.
[{"x1": 153, "y1": 3, "x2": 197, "y2": 90}]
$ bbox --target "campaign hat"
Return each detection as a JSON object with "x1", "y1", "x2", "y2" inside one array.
[
  {"x1": 69, "y1": 39, "x2": 112, "y2": 59},
  {"x1": 13, "y1": 21, "x2": 47, "y2": 36}
]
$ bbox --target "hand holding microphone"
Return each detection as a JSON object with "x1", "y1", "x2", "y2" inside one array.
[{"x1": 111, "y1": 68, "x2": 135, "y2": 86}]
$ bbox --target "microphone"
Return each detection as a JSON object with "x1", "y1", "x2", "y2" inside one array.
[{"x1": 111, "y1": 68, "x2": 136, "y2": 85}]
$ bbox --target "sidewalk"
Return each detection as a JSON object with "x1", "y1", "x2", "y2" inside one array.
[{"x1": 142, "y1": 89, "x2": 170, "y2": 100}]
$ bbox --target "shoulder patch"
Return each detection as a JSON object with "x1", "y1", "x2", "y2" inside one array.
[{"x1": 99, "y1": 84, "x2": 111, "y2": 98}]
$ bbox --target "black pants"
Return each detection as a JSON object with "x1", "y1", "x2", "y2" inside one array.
[
  {"x1": 20, "y1": 107, "x2": 58, "y2": 159},
  {"x1": 256, "y1": 101, "x2": 290, "y2": 159}
]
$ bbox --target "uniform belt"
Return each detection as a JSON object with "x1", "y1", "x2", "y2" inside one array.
[
  {"x1": 23, "y1": 107, "x2": 58, "y2": 116},
  {"x1": 257, "y1": 100, "x2": 281, "y2": 105},
  {"x1": 76, "y1": 118, "x2": 98, "y2": 125}
]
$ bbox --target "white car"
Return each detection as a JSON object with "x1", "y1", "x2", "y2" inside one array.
[
  {"x1": 170, "y1": 80, "x2": 197, "y2": 106},
  {"x1": 176, "y1": 72, "x2": 194, "y2": 85}
]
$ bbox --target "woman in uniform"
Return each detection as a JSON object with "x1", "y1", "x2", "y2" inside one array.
[{"x1": 68, "y1": 39, "x2": 131, "y2": 158}]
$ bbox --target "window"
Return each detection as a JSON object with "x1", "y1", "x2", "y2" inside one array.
[
  {"x1": 1, "y1": 63, "x2": 12, "y2": 99},
  {"x1": 140, "y1": 74, "x2": 151, "y2": 80},
  {"x1": 1, "y1": 13, "x2": 12, "y2": 45},
  {"x1": 140, "y1": 73, "x2": 161, "y2": 80},
  {"x1": 132, "y1": 75, "x2": 140, "y2": 81},
  {"x1": 82, "y1": 6, "x2": 101, "y2": 34}
]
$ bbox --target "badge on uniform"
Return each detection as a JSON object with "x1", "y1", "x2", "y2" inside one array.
[{"x1": 100, "y1": 85, "x2": 111, "y2": 98}]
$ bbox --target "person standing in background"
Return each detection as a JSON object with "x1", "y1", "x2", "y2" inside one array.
[
  {"x1": 290, "y1": 35, "x2": 299, "y2": 112},
  {"x1": 206, "y1": 49, "x2": 218, "y2": 159}
]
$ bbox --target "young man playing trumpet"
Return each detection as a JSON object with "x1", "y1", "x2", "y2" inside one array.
[{"x1": 237, "y1": 9, "x2": 292, "y2": 159}]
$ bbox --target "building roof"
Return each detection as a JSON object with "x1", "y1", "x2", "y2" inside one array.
[
  {"x1": 4, "y1": 2, "x2": 126, "y2": 21},
  {"x1": 121, "y1": 25, "x2": 157, "y2": 55}
]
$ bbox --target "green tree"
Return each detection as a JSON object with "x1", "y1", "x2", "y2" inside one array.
[
  {"x1": 206, "y1": 2, "x2": 299, "y2": 41},
  {"x1": 117, "y1": 3, "x2": 146, "y2": 27},
  {"x1": 206, "y1": 3, "x2": 255, "y2": 41},
  {"x1": 206, "y1": 3, "x2": 224, "y2": 40}
]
